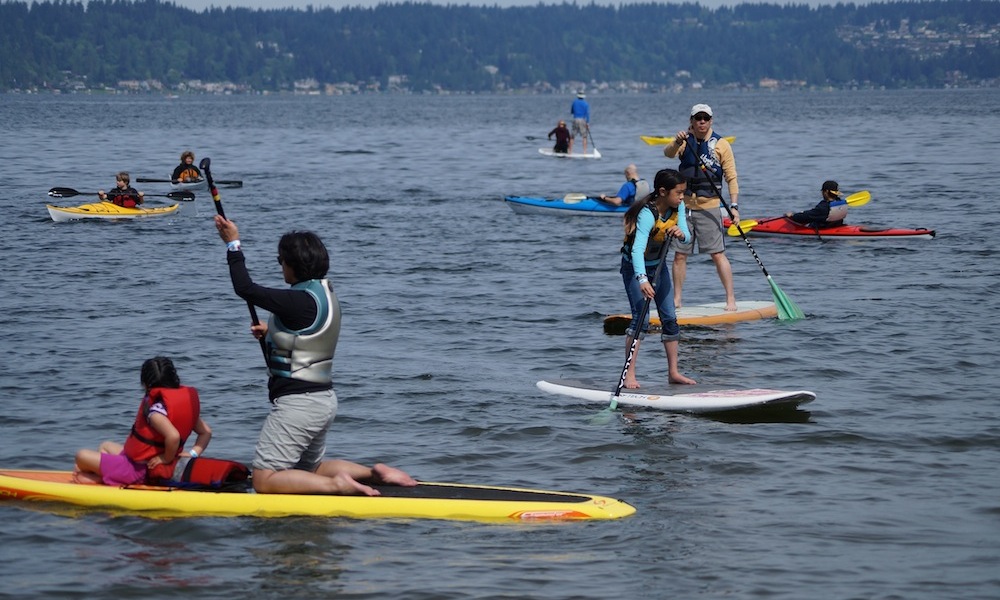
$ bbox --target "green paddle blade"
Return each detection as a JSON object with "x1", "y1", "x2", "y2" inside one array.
[{"x1": 768, "y1": 276, "x2": 805, "y2": 321}]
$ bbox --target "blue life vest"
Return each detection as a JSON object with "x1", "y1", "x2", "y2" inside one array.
[{"x1": 679, "y1": 132, "x2": 723, "y2": 198}]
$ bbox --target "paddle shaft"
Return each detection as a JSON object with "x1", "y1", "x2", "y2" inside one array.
[
  {"x1": 46, "y1": 187, "x2": 193, "y2": 201},
  {"x1": 201, "y1": 158, "x2": 267, "y2": 359},
  {"x1": 692, "y1": 149, "x2": 775, "y2": 279},
  {"x1": 610, "y1": 214, "x2": 672, "y2": 409},
  {"x1": 137, "y1": 176, "x2": 243, "y2": 186},
  {"x1": 688, "y1": 141, "x2": 803, "y2": 320}
]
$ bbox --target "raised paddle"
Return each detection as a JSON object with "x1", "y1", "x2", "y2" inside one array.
[
  {"x1": 201, "y1": 157, "x2": 267, "y2": 360},
  {"x1": 726, "y1": 190, "x2": 872, "y2": 236},
  {"x1": 137, "y1": 176, "x2": 244, "y2": 187},
  {"x1": 692, "y1": 152, "x2": 805, "y2": 321},
  {"x1": 47, "y1": 187, "x2": 195, "y2": 201}
]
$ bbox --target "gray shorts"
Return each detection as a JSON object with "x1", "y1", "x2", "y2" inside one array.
[
  {"x1": 672, "y1": 207, "x2": 727, "y2": 255},
  {"x1": 252, "y1": 389, "x2": 337, "y2": 472},
  {"x1": 572, "y1": 118, "x2": 589, "y2": 138}
]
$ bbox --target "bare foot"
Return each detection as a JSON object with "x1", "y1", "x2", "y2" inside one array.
[
  {"x1": 372, "y1": 463, "x2": 418, "y2": 487},
  {"x1": 623, "y1": 377, "x2": 641, "y2": 389},
  {"x1": 331, "y1": 472, "x2": 381, "y2": 496},
  {"x1": 72, "y1": 470, "x2": 103, "y2": 485},
  {"x1": 674, "y1": 298, "x2": 682, "y2": 309},
  {"x1": 669, "y1": 373, "x2": 698, "y2": 385},
  {"x1": 724, "y1": 301, "x2": 738, "y2": 312}
]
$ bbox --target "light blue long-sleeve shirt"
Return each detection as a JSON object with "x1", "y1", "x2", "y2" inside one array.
[{"x1": 629, "y1": 206, "x2": 689, "y2": 272}]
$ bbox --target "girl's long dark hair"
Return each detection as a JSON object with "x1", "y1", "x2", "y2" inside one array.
[
  {"x1": 140, "y1": 356, "x2": 181, "y2": 389},
  {"x1": 623, "y1": 168, "x2": 686, "y2": 235}
]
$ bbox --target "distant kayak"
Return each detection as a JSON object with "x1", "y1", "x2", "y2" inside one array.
[
  {"x1": 505, "y1": 194, "x2": 625, "y2": 216},
  {"x1": 538, "y1": 148, "x2": 602, "y2": 159},
  {"x1": 725, "y1": 216, "x2": 935, "y2": 240},
  {"x1": 47, "y1": 201, "x2": 181, "y2": 223}
]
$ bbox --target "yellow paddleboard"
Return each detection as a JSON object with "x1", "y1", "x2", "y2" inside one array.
[
  {"x1": 603, "y1": 300, "x2": 777, "y2": 335},
  {"x1": 0, "y1": 469, "x2": 635, "y2": 522}
]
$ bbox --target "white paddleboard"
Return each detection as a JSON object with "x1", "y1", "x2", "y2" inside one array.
[
  {"x1": 538, "y1": 148, "x2": 602, "y2": 159},
  {"x1": 537, "y1": 378, "x2": 815, "y2": 413}
]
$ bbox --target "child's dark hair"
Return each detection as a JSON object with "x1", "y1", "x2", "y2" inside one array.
[
  {"x1": 623, "y1": 169, "x2": 686, "y2": 235},
  {"x1": 140, "y1": 356, "x2": 181, "y2": 389}
]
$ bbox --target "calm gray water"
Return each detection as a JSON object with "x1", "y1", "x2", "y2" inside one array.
[{"x1": 1, "y1": 90, "x2": 998, "y2": 599}]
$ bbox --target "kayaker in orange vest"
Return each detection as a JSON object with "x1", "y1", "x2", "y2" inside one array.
[
  {"x1": 98, "y1": 172, "x2": 144, "y2": 208},
  {"x1": 172, "y1": 150, "x2": 203, "y2": 183},
  {"x1": 74, "y1": 357, "x2": 213, "y2": 485}
]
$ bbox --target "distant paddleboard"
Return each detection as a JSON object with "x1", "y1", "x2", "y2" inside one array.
[
  {"x1": 603, "y1": 301, "x2": 777, "y2": 335},
  {"x1": 538, "y1": 148, "x2": 602, "y2": 159},
  {"x1": 537, "y1": 379, "x2": 815, "y2": 413}
]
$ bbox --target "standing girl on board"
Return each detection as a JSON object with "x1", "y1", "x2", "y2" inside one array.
[{"x1": 620, "y1": 169, "x2": 698, "y2": 388}]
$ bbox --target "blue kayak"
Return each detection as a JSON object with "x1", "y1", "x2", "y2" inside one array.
[{"x1": 504, "y1": 195, "x2": 626, "y2": 217}]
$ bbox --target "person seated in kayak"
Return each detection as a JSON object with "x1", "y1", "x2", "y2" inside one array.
[
  {"x1": 98, "y1": 172, "x2": 144, "y2": 208},
  {"x1": 74, "y1": 357, "x2": 213, "y2": 486},
  {"x1": 172, "y1": 150, "x2": 203, "y2": 183},
  {"x1": 785, "y1": 180, "x2": 848, "y2": 228},
  {"x1": 548, "y1": 120, "x2": 571, "y2": 154},
  {"x1": 214, "y1": 216, "x2": 418, "y2": 496},
  {"x1": 599, "y1": 164, "x2": 650, "y2": 207}
]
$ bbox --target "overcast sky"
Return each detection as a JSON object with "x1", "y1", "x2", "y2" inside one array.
[{"x1": 167, "y1": 0, "x2": 832, "y2": 12}]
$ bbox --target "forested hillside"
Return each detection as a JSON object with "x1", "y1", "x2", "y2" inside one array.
[{"x1": 2, "y1": 0, "x2": 998, "y2": 92}]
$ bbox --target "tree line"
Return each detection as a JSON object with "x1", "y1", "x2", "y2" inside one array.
[{"x1": 1, "y1": 0, "x2": 998, "y2": 92}]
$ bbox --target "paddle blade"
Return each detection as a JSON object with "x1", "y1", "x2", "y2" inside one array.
[
  {"x1": 845, "y1": 190, "x2": 871, "y2": 207},
  {"x1": 728, "y1": 220, "x2": 758, "y2": 236},
  {"x1": 47, "y1": 187, "x2": 85, "y2": 198},
  {"x1": 767, "y1": 276, "x2": 805, "y2": 321},
  {"x1": 166, "y1": 191, "x2": 196, "y2": 201},
  {"x1": 640, "y1": 135, "x2": 674, "y2": 146}
]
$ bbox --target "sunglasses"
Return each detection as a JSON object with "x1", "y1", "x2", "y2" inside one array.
[
  {"x1": 692, "y1": 114, "x2": 712, "y2": 122},
  {"x1": 276, "y1": 256, "x2": 284, "y2": 265}
]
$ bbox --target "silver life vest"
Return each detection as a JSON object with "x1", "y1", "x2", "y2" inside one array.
[
  {"x1": 266, "y1": 279, "x2": 341, "y2": 384},
  {"x1": 827, "y1": 198, "x2": 848, "y2": 222}
]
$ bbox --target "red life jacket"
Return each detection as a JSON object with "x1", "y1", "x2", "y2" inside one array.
[{"x1": 123, "y1": 386, "x2": 200, "y2": 481}]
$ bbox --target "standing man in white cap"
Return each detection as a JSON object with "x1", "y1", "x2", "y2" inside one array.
[
  {"x1": 570, "y1": 91, "x2": 590, "y2": 154},
  {"x1": 664, "y1": 103, "x2": 738, "y2": 311}
]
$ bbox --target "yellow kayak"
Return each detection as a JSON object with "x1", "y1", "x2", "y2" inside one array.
[
  {"x1": 46, "y1": 201, "x2": 180, "y2": 223},
  {"x1": 0, "y1": 469, "x2": 635, "y2": 522},
  {"x1": 640, "y1": 135, "x2": 737, "y2": 146}
]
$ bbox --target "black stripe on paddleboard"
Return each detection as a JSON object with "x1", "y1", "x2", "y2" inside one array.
[{"x1": 371, "y1": 483, "x2": 592, "y2": 503}]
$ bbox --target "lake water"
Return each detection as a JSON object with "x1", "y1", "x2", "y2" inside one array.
[{"x1": 1, "y1": 89, "x2": 998, "y2": 599}]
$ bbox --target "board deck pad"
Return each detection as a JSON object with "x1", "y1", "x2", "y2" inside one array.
[
  {"x1": 537, "y1": 378, "x2": 815, "y2": 413},
  {"x1": 604, "y1": 300, "x2": 777, "y2": 334}
]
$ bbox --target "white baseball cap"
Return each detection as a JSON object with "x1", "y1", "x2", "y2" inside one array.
[{"x1": 690, "y1": 104, "x2": 713, "y2": 117}]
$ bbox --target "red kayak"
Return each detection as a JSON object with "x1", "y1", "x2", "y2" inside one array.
[{"x1": 725, "y1": 217, "x2": 935, "y2": 240}]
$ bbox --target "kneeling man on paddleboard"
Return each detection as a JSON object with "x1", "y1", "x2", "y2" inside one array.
[{"x1": 215, "y1": 216, "x2": 417, "y2": 496}]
